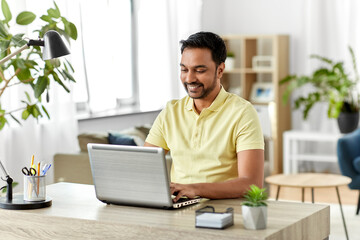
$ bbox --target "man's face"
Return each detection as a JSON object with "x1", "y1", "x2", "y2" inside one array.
[{"x1": 180, "y1": 48, "x2": 223, "y2": 99}]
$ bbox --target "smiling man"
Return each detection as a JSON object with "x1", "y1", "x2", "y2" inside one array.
[{"x1": 144, "y1": 32, "x2": 264, "y2": 202}]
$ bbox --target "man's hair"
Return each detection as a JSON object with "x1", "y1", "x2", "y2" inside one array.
[{"x1": 180, "y1": 32, "x2": 227, "y2": 66}]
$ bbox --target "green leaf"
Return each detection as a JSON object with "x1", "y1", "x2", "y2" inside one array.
[
  {"x1": 34, "y1": 76, "x2": 48, "y2": 98},
  {"x1": 65, "y1": 59, "x2": 74, "y2": 72},
  {"x1": 0, "y1": 115, "x2": 6, "y2": 130},
  {"x1": 1, "y1": 182, "x2": 18, "y2": 193},
  {"x1": 32, "y1": 105, "x2": 42, "y2": 118},
  {"x1": 62, "y1": 69, "x2": 75, "y2": 82},
  {"x1": 16, "y1": 68, "x2": 31, "y2": 81},
  {"x1": 63, "y1": 20, "x2": 77, "y2": 40},
  {"x1": 47, "y1": 3, "x2": 60, "y2": 19},
  {"x1": 16, "y1": 11, "x2": 36, "y2": 25},
  {"x1": 1, "y1": 0, "x2": 12, "y2": 23},
  {"x1": 11, "y1": 33, "x2": 27, "y2": 47},
  {"x1": 40, "y1": 14, "x2": 53, "y2": 23},
  {"x1": 9, "y1": 113, "x2": 21, "y2": 125},
  {"x1": 22, "y1": 109, "x2": 30, "y2": 120},
  {"x1": 25, "y1": 91, "x2": 31, "y2": 102},
  {"x1": 42, "y1": 105, "x2": 50, "y2": 119},
  {"x1": 0, "y1": 20, "x2": 9, "y2": 38},
  {"x1": 0, "y1": 39, "x2": 10, "y2": 58}
]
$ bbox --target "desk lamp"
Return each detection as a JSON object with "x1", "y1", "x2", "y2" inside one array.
[{"x1": 0, "y1": 30, "x2": 70, "y2": 209}]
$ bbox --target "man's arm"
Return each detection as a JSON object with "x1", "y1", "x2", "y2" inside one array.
[
  {"x1": 144, "y1": 142, "x2": 169, "y2": 155},
  {"x1": 171, "y1": 149, "x2": 264, "y2": 202}
]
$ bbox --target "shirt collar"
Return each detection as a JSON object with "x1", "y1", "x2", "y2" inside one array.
[{"x1": 185, "y1": 86, "x2": 228, "y2": 112}]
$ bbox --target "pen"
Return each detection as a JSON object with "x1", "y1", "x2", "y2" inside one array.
[{"x1": 41, "y1": 164, "x2": 51, "y2": 176}]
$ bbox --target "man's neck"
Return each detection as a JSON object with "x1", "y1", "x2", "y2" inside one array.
[{"x1": 193, "y1": 87, "x2": 221, "y2": 114}]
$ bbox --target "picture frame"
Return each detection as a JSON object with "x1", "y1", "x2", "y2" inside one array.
[
  {"x1": 250, "y1": 82, "x2": 274, "y2": 103},
  {"x1": 252, "y1": 56, "x2": 274, "y2": 70}
]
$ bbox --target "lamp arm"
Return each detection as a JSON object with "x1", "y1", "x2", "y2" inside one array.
[{"x1": 0, "y1": 44, "x2": 29, "y2": 65}]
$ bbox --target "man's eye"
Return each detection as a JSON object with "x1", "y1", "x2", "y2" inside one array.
[
  {"x1": 181, "y1": 69, "x2": 188, "y2": 72},
  {"x1": 196, "y1": 70, "x2": 206, "y2": 73}
]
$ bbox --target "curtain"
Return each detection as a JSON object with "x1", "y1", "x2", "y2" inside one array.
[
  {"x1": 0, "y1": 0, "x2": 78, "y2": 192},
  {"x1": 137, "y1": 0, "x2": 203, "y2": 110},
  {"x1": 293, "y1": 0, "x2": 360, "y2": 132}
]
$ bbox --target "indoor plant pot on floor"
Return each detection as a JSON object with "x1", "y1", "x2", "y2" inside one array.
[{"x1": 280, "y1": 46, "x2": 360, "y2": 133}]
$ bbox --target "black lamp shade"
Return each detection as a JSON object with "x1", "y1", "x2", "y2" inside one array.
[{"x1": 42, "y1": 30, "x2": 70, "y2": 60}]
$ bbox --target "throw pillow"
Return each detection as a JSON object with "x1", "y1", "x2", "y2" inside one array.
[
  {"x1": 108, "y1": 132, "x2": 138, "y2": 146},
  {"x1": 78, "y1": 133, "x2": 109, "y2": 152},
  {"x1": 353, "y1": 156, "x2": 360, "y2": 173}
]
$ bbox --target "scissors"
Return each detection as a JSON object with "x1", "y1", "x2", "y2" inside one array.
[{"x1": 22, "y1": 167, "x2": 37, "y2": 176}]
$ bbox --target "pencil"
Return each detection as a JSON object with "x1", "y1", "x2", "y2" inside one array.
[
  {"x1": 31, "y1": 155, "x2": 34, "y2": 168},
  {"x1": 37, "y1": 162, "x2": 40, "y2": 196}
]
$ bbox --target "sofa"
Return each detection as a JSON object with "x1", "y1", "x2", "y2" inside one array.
[{"x1": 54, "y1": 126, "x2": 271, "y2": 187}]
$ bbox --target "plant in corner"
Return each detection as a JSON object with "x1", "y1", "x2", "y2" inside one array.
[
  {"x1": 280, "y1": 46, "x2": 360, "y2": 133},
  {"x1": 241, "y1": 184, "x2": 268, "y2": 230},
  {"x1": 0, "y1": 0, "x2": 77, "y2": 131},
  {"x1": 225, "y1": 51, "x2": 236, "y2": 70}
]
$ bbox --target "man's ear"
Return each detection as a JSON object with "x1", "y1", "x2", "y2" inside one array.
[{"x1": 217, "y1": 62, "x2": 225, "y2": 79}]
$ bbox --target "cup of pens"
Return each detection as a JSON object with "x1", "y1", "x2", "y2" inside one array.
[
  {"x1": 24, "y1": 175, "x2": 46, "y2": 201},
  {"x1": 22, "y1": 155, "x2": 51, "y2": 202}
]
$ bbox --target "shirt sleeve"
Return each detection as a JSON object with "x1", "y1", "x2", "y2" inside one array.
[
  {"x1": 235, "y1": 103, "x2": 265, "y2": 152},
  {"x1": 145, "y1": 107, "x2": 170, "y2": 150}
]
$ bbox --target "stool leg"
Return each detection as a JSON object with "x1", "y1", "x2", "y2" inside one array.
[
  {"x1": 356, "y1": 190, "x2": 360, "y2": 215},
  {"x1": 335, "y1": 187, "x2": 349, "y2": 240},
  {"x1": 276, "y1": 186, "x2": 281, "y2": 200},
  {"x1": 311, "y1": 188, "x2": 314, "y2": 203},
  {"x1": 302, "y1": 188, "x2": 304, "y2": 202}
]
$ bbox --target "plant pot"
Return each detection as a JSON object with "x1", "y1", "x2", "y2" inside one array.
[
  {"x1": 241, "y1": 205, "x2": 267, "y2": 230},
  {"x1": 337, "y1": 111, "x2": 359, "y2": 134},
  {"x1": 225, "y1": 57, "x2": 235, "y2": 70}
]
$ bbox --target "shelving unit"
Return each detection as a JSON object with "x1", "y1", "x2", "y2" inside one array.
[{"x1": 222, "y1": 35, "x2": 291, "y2": 174}]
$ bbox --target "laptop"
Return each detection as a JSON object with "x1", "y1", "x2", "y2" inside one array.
[{"x1": 87, "y1": 143, "x2": 201, "y2": 209}]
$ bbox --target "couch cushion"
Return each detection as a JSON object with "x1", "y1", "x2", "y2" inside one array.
[
  {"x1": 108, "y1": 132, "x2": 138, "y2": 146},
  {"x1": 353, "y1": 156, "x2": 360, "y2": 173},
  {"x1": 78, "y1": 133, "x2": 109, "y2": 152}
]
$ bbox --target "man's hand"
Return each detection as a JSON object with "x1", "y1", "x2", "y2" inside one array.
[{"x1": 170, "y1": 182, "x2": 198, "y2": 202}]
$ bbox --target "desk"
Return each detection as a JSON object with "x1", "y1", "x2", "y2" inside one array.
[
  {"x1": 265, "y1": 173, "x2": 351, "y2": 240},
  {"x1": 283, "y1": 130, "x2": 342, "y2": 174},
  {"x1": 0, "y1": 183, "x2": 330, "y2": 240}
]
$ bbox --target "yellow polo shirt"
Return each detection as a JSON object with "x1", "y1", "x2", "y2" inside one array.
[{"x1": 146, "y1": 87, "x2": 264, "y2": 184}]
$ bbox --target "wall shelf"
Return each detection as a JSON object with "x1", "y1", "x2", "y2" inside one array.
[{"x1": 222, "y1": 34, "x2": 291, "y2": 174}]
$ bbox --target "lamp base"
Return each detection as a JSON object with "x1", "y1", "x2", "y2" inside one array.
[{"x1": 0, "y1": 195, "x2": 52, "y2": 210}]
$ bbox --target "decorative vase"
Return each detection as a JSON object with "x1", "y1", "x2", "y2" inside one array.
[
  {"x1": 242, "y1": 205, "x2": 267, "y2": 230},
  {"x1": 337, "y1": 111, "x2": 359, "y2": 134},
  {"x1": 225, "y1": 57, "x2": 235, "y2": 70}
]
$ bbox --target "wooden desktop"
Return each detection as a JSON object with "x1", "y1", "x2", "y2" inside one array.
[{"x1": 0, "y1": 182, "x2": 330, "y2": 239}]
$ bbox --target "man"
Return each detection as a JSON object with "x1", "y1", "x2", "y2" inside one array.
[{"x1": 144, "y1": 32, "x2": 264, "y2": 202}]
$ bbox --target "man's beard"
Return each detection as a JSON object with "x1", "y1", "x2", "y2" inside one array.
[{"x1": 183, "y1": 70, "x2": 218, "y2": 99}]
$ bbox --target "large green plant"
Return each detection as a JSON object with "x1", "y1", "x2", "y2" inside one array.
[
  {"x1": 280, "y1": 46, "x2": 360, "y2": 119},
  {"x1": 0, "y1": 0, "x2": 77, "y2": 130}
]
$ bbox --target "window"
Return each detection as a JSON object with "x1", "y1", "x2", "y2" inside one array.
[{"x1": 73, "y1": 0, "x2": 133, "y2": 112}]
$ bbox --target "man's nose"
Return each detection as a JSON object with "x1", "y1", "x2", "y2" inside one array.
[{"x1": 185, "y1": 70, "x2": 196, "y2": 83}]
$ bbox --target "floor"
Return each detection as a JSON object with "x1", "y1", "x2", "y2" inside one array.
[{"x1": 268, "y1": 185, "x2": 359, "y2": 240}]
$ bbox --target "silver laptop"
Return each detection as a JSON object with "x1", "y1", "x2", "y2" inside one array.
[{"x1": 87, "y1": 143, "x2": 201, "y2": 209}]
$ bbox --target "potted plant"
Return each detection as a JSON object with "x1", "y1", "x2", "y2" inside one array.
[
  {"x1": 241, "y1": 184, "x2": 268, "y2": 230},
  {"x1": 280, "y1": 46, "x2": 360, "y2": 133},
  {"x1": 225, "y1": 51, "x2": 236, "y2": 70},
  {"x1": 0, "y1": 0, "x2": 77, "y2": 130}
]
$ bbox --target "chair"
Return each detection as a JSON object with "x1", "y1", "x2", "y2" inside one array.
[{"x1": 337, "y1": 128, "x2": 360, "y2": 215}]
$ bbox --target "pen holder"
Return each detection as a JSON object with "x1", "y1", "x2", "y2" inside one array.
[{"x1": 23, "y1": 175, "x2": 46, "y2": 202}]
